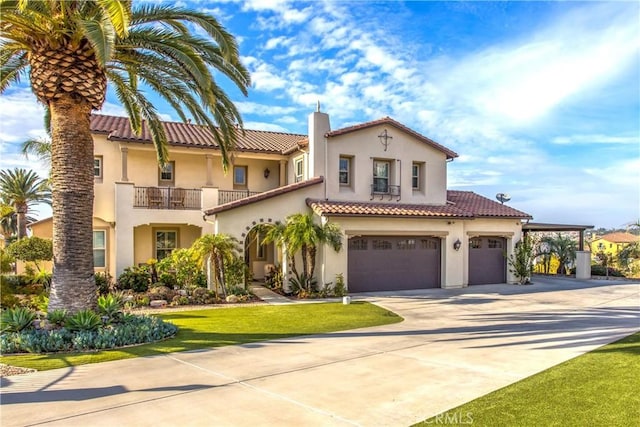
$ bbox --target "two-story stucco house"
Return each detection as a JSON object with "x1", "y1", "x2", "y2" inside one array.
[{"x1": 31, "y1": 107, "x2": 532, "y2": 292}]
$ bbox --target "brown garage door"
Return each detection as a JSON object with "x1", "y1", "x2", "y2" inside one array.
[
  {"x1": 347, "y1": 236, "x2": 441, "y2": 292},
  {"x1": 468, "y1": 237, "x2": 507, "y2": 285}
]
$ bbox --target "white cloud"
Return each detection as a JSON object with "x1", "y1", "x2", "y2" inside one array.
[
  {"x1": 235, "y1": 101, "x2": 298, "y2": 116},
  {"x1": 264, "y1": 36, "x2": 290, "y2": 50},
  {"x1": 243, "y1": 121, "x2": 289, "y2": 132},
  {"x1": 551, "y1": 134, "x2": 639, "y2": 145},
  {"x1": 0, "y1": 89, "x2": 47, "y2": 143}
]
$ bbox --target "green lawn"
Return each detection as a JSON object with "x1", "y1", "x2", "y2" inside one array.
[
  {"x1": 0, "y1": 301, "x2": 402, "y2": 371},
  {"x1": 415, "y1": 332, "x2": 640, "y2": 427}
]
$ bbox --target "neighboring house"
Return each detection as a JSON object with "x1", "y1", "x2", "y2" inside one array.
[
  {"x1": 32, "y1": 107, "x2": 532, "y2": 291},
  {"x1": 590, "y1": 232, "x2": 640, "y2": 258}
]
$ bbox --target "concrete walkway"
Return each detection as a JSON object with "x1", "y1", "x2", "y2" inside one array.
[
  {"x1": 249, "y1": 283, "x2": 293, "y2": 305},
  {"x1": 1, "y1": 277, "x2": 638, "y2": 426}
]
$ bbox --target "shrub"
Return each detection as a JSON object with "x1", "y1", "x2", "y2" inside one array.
[
  {"x1": 147, "y1": 285, "x2": 176, "y2": 302},
  {"x1": 4, "y1": 237, "x2": 52, "y2": 271},
  {"x1": 507, "y1": 235, "x2": 536, "y2": 285},
  {"x1": 26, "y1": 294, "x2": 49, "y2": 312},
  {"x1": 190, "y1": 287, "x2": 216, "y2": 304},
  {"x1": 65, "y1": 310, "x2": 102, "y2": 332},
  {"x1": 157, "y1": 249, "x2": 205, "y2": 290},
  {"x1": 1, "y1": 307, "x2": 36, "y2": 332},
  {"x1": 265, "y1": 264, "x2": 283, "y2": 290},
  {"x1": 157, "y1": 272, "x2": 178, "y2": 289},
  {"x1": 117, "y1": 266, "x2": 151, "y2": 292},
  {"x1": 1, "y1": 274, "x2": 29, "y2": 290},
  {"x1": 589, "y1": 265, "x2": 625, "y2": 277},
  {"x1": 333, "y1": 273, "x2": 347, "y2": 297},
  {"x1": 95, "y1": 272, "x2": 115, "y2": 295},
  {"x1": 224, "y1": 256, "x2": 249, "y2": 288},
  {"x1": 171, "y1": 295, "x2": 190, "y2": 306},
  {"x1": 1, "y1": 249, "x2": 14, "y2": 273}
]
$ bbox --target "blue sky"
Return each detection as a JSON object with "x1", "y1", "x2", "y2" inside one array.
[{"x1": 0, "y1": 0, "x2": 638, "y2": 229}]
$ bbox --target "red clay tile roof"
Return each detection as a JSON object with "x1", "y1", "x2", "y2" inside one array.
[
  {"x1": 326, "y1": 117, "x2": 458, "y2": 160},
  {"x1": 306, "y1": 199, "x2": 472, "y2": 218},
  {"x1": 90, "y1": 114, "x2": 305, "y2": 154},
  {"x1": 203, "y1": 177, "x2": 324, "y2": 216},
  {"x1": 306, "y1": 190, "x2": 531, "y2": 219},
  {"x1": 597, "y1": 232, "x2": 640, "y2": 243},
  {"x1": 447, "y1": 190, "x2": 532, "y2": 219}
]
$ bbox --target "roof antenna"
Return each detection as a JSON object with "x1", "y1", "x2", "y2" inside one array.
[{"x1": 316, "y1": 100, "x2": 321, "y2": 112}]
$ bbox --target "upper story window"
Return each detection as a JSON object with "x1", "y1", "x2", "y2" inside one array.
[
  {"x1": 412, "y1": 162, "x2": 424, "y2": 191},
  {"x1": 294, "y1": 157, "x2": 304, "y2": 182},
  {"x1": 94, "y1": 156, "x2": 103, "y2": 180},
  {"x1": 233, "y1": 165, "x2": 247, "y2": 187},
  {"x1": 159, "y1": 161, "x2": 175, "y2": 186},
  {"x1": 373, "y1": 160, "x2": 390, "y2": 193},
  {"x1": 93, "y1": 230, "x2": 106, "y2": 268},
  {"x1": 339, "y1": 156, "x2": 351, "y2": 186}
]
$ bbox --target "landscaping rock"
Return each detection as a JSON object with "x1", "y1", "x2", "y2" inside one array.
[
  {"x1": 226, "y1": 295, "x2": 239, "y2": 303},
  {"x1": 149, "y1": 300, "x2": 168, "y2": 308}
]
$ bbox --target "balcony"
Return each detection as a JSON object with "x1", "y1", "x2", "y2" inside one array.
[
  {"x1": 219, "y1": 189, "x2": 261, "y2": 204},
  {"x1": 370, "y1": 183, "x2": 401, "y2": 201},
  {"x1": 134, "y1": 187, "x2": 202, "y2": 210}
]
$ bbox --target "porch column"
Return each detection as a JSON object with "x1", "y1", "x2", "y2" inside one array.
[
  {"x1": 114, "y1": 182, "x2": 135, "y2": 276},
  {"x1": 120, "y1": 146, "x2": 129, "y2": 182},
  {"x1": 205, "y1": 154, "x2": 213, "y2": 186},
  {"x1": 279, "y1": 160, "x2": 287, "y2": 186}
]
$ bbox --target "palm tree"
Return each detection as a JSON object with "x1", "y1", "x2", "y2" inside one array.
[
  {"x1": 542, "y1": 234, "x2": 577, "y2": 275},
  {"x1": 1, "y1": 1, "x2": 250, "y2": 312},
  {"x1": 263, "y1": 213, "x2": 343, "y2": 292},
  {"x1": 192, "y1": 234, "x2": 239, "y2": 299},
  {"x1": 0, "y1": 168, "x2": 51, "y2": 240}
]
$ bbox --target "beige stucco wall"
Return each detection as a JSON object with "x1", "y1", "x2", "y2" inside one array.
[
  {"x1": 323, "y1": 125, "x2": 448, "y2": 205},
  {"x1": 132, "y1": 223, "x2": 202, "y2": 267}
]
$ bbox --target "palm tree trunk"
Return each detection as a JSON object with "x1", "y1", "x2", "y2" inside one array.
[
  {"x1": 308, "y1": 245, "x2": 317, "y2": 284},
  {"x1": 15, "y1": 203, "x2": 27, "y2": 239},
  {"x1": 47, "y1": 96, "x2": 97, "y2": 313}
]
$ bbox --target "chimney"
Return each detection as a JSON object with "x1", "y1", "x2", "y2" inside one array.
[{"x1": 308, "y1": 101, "x2": 330, "y2": 179}]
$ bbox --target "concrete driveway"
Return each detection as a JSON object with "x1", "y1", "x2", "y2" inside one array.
[{"x1": 1, "y1": 276, "x2": 638, "y2": 426}]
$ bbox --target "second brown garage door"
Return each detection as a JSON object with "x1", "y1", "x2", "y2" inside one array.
[
  {"x1": 347, "y1": 236, "x2": 441, "y2": 293},
  {"x1": 468, "y1": 236, "x2": 507, "y2": 285}
]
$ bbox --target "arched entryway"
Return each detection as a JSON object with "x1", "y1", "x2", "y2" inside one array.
[{"x1": 243, "y1": 223, "x2": 279, "y2": 282}]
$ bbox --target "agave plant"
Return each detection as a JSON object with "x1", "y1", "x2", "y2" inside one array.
[
  {"x1": 65, "y1": 309, "x2": 102, "y2": 332},
  {"x1": 1, "y1": 307, "x2": 37, "y2": 332},
  {"x1": 96, "y1": 293, "x2": 124, "y2": 323}
]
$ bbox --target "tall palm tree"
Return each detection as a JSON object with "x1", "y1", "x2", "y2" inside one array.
[
  {"x1": 1, "y1": 1, "x2": 250, "y2": 312},
  {"x1": 192, "y1": 233, "x2": 239, "y2": 299},
  {"x1": 0, "y1": 168, "x2": 51, "y2": 240}
]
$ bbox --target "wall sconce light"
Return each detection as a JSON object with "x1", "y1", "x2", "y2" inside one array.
[
  {"x1": 264, "y1": 168, "x2": 270, "y2": 179},
  {"x1": 453, "y1": 239, "x2": 462, "y2": 251}
]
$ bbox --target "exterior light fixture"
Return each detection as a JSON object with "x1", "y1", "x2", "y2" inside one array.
[
  {"x1": 453, "y1": 239, "x2": 462, "y2": 251},
  {"x1": 264, "y1": 168, "x2": 270, "y2": 179}
]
